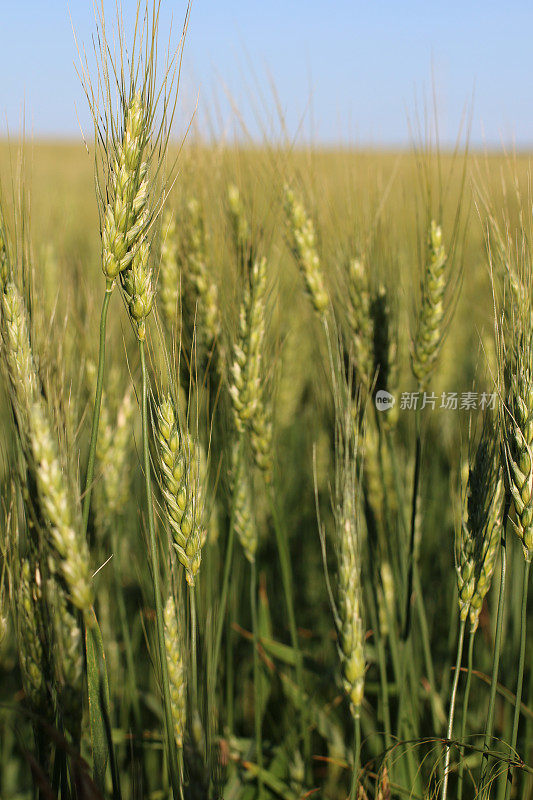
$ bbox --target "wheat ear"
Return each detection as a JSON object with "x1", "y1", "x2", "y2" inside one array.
[
  {"x1": 232, "y1": 442, "x2": 258, "y2": 563},
  {"x1": 102, "y1": 92, "x2": 149, "y2": 285},
  {"x1": 164, "y1": 595, "x2": 187, "y2": 750},
  {"x1": 159, "y1": 208, "x2": 180, "y2": 330},
  {"x1": 284, "y1": 186, "x2": 329, "y2": 315},
  {"x1": 230, "y1": 257, "x2": 274, "y2": 481},
  {"x1": 156, "y1": 395, "x2": 203, "y2": 586},
  {"x1": 412, "y1": 220, "x2": 448, "y2": 388}
]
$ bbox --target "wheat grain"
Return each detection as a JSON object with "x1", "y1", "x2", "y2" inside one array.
[
  {"x1": 346, "y1": 258, "x2": 373, "y2": 388},
  {"x1": 17, "y1": 560, "x2": 49, "y2": 713},
  {"x1": 456, "y1": 414, "x2": 504, "y2": 631},
  {"x1": 164, "y1": 595, "x2": 187, "y2": 749},
  {"x1": 232, "y1": 443, "x2": 257, "y2": 563},
  {"x1": 156, "y1": 395, "x2": 203, "y2": 586},
  {"x1": 30, "y1": 400, "x2": 94, "y2": 616},
  {"x1": 159, "y1": 208, "x2": 180, "y2": 330},
  {"x1": 504, "y1": 329, "x2": 533, "y2": 561},
  {"x1": 95, "y1": 385, "x2": 135, "y2": 523},
  {"x1": 183, "y1": 198, "x2": 221, "y2": 356},
  {"x1": 0, "y1": 282, "x2": 39, "y2": 436},
  {"x1": 102, "y1": 92, "x2": 150, "y2": 285},
  {"x1": 412, "y1": 221, "x2": 447, "y2": 388},
  {"x1": 121, "y1": 240, "x2": 154, "y2": 341},
  {"x1": 284, "y1": 186, "x2": 329, "y2": 315}
]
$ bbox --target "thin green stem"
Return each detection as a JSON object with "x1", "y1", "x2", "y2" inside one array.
[
  {"x1": 349, "y1": 715, "x2": 361, "y2": 800},
  {"x1": 441, "y1": 589, "x2": 460, "y2": 708},
  {"x1": 111, "y1": 526, "x2": 148, "y2": 791},
  {"x1": 442, "y1": 618, "x2": 466, "y2": 800},
  {"x1": 190, "y1": 584, "x2": 198, "y2": 713},
  {"x1": 177, "y1": 749, "x2": 185, "y2": 800},
  {"x1": 385, "y1": 428, "x2": 408, "y2": 580},
  {"x1": 504, "y1": 557, "x2": 531, "y2": 800},
  {"x1": 481, "y1": 518, "x2": 508, "y2": 786},
  {"x1": 82, "y1": 286, "x2": 112, "y2": 537},
  {"x1": 139, "y1": 340, "x2": 180, "y2": 800},
  {"x1": 414, "y1": 569, "x2": 439, "y2": 725},
  {"x1": 267, "y1": 487, "x2": 309, "y2": 763},
  {"x1": 403, "y1": 409, "x2": 422, "y2": 640},
  {"x1": 458, "y1": 628, "x2": 476, "y2": 800},
  {"x1": 368, "y1": 583, "x2": 392, "y2": 751},
  {"x1": 251, "y1": 558, "x2": 264, "y2": 798},
  {"x1": 112, "y1": 527, "x2": 142, "y2": 733},
  {"x1": 226, "y1": 590, "x2": 235, "y2": 736},
  {"x1": 395, "y1": 640, "x2": 418, "y2": 790},
  {"x1": 212, "y1": 437, "x2": 243, "y2": 683},
  {"x1": 524, "y1": 643, "x2": 533, "y2": 799}
]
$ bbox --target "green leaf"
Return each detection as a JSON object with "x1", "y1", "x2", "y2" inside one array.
[
  {"x1": 257, "y1": 577, "x2": 274, "y2": 721},
  {"x1": 241, "y1": 760, "x2": 300, "y2": 800},
  {"x1": 85, "y1": 608, "x2": 112, "y2": 793}
]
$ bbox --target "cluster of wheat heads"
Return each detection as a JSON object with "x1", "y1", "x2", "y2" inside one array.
[{"x1": 2, "y1": 4, "x2": 533, "y2": 800}]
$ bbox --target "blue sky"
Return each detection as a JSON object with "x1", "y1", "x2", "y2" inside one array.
[{"x1": 2, "y1": 0, "x2": 533, "y2": 147}]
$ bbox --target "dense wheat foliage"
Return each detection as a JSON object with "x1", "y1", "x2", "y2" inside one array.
[{"x1": 2, "y1": 5, "x2": 533, "y2": 800}]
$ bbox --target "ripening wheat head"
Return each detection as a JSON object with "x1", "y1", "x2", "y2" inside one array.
[
  {"x1": 164, "y1": 594, "x2": 187, "y2": 749},
  {"x1": 0, "y1": 280, "x2": 93, "y2": 618},
  {"x1": 283, "y1": 185, "x2": 329, "y2": 315},
  {"x1": 456, "y1": 413, "x2": 504, "y2": 631},
  {"x1": 0, "y1": 281, "x2": 39, "y2": 439},
  {"x1": 159, "y1": 208, "x2": 180, "y2": 330},
  {"x1": 328, "y1": 358, "x2": 366, "y2": 719},
  {"x1": 412, "y1": 220, "x2": 448, "y2": 388},
  {"x1": 156, "y1": 394, "x2": 204, "y2": 586},
  {"x1": 29, "y1": 399, "x2": 94, "y2": 616},
  {"x1": 102, "y1": 92, "x2": 150, "y2": 285},
  {"x1": 184, "y1": 198, "x2": 221, "y2": 355},
  {"x1": 16, "y1": 559, "x2": 50, "y2": 715},
  {"x1": 231, "y1": 441, "x2": 258, "y2": 563},
  {"x1": 229, "y1": 256, "x2": 274, "y2": 480},
  {"x1": 346, "y1": 258, "x2": 373, "y2": 388},
  {"x1": 503, "y1": 324, "x2": 533, "y2": 561}
]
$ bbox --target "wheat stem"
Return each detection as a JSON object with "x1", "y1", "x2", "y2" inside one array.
[
  {"x1": 349, "y1": 715, "x2": 361, "y2": 800},
  {"x1": 403, "y1": 409, "x2": 422, "y2": 641},
  {"x1": 481, "y1": 505, "x2": 508, "y2": 787},
  {"x1": 139, "y1": 340, "x2": 179, "y2": 799},
  {"x1": 414, "y1": 566, "x2": 443, "y2": 774},
  {"x1": 441, "y1": 618, "x2": 466, "y2": 800},
  {"x1": 82, "y1": 286, "x2": 112, "y2": 537},
  {"x1": 251, "y1": 558, "x2": 264, "y2": 798},
  {"x1": 267, "y1": 486, "x2": 309, "y2": 764},
  {"x1": 190, "y1": 584, "x2": 198, "y2": 713},
  {"x1": 212, "y1": 437, "x2": 244, "y2": 683},
  {"x1": 367, "y1": 576, "x2": 392, "y2": 751},
  {"x1": 112, "y1": 526, "x2": 143, "y2": 736},
  {"x1": 504, "y1": 557, "x2": 531, "y2": 800},
  {"x1": 457, "y1": 629, "x2": 475, "y2": 800}
]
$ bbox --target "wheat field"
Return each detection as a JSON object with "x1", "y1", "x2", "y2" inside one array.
[{"x1": 1, "y1": 4, "x2": 533, "y2": 800}]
